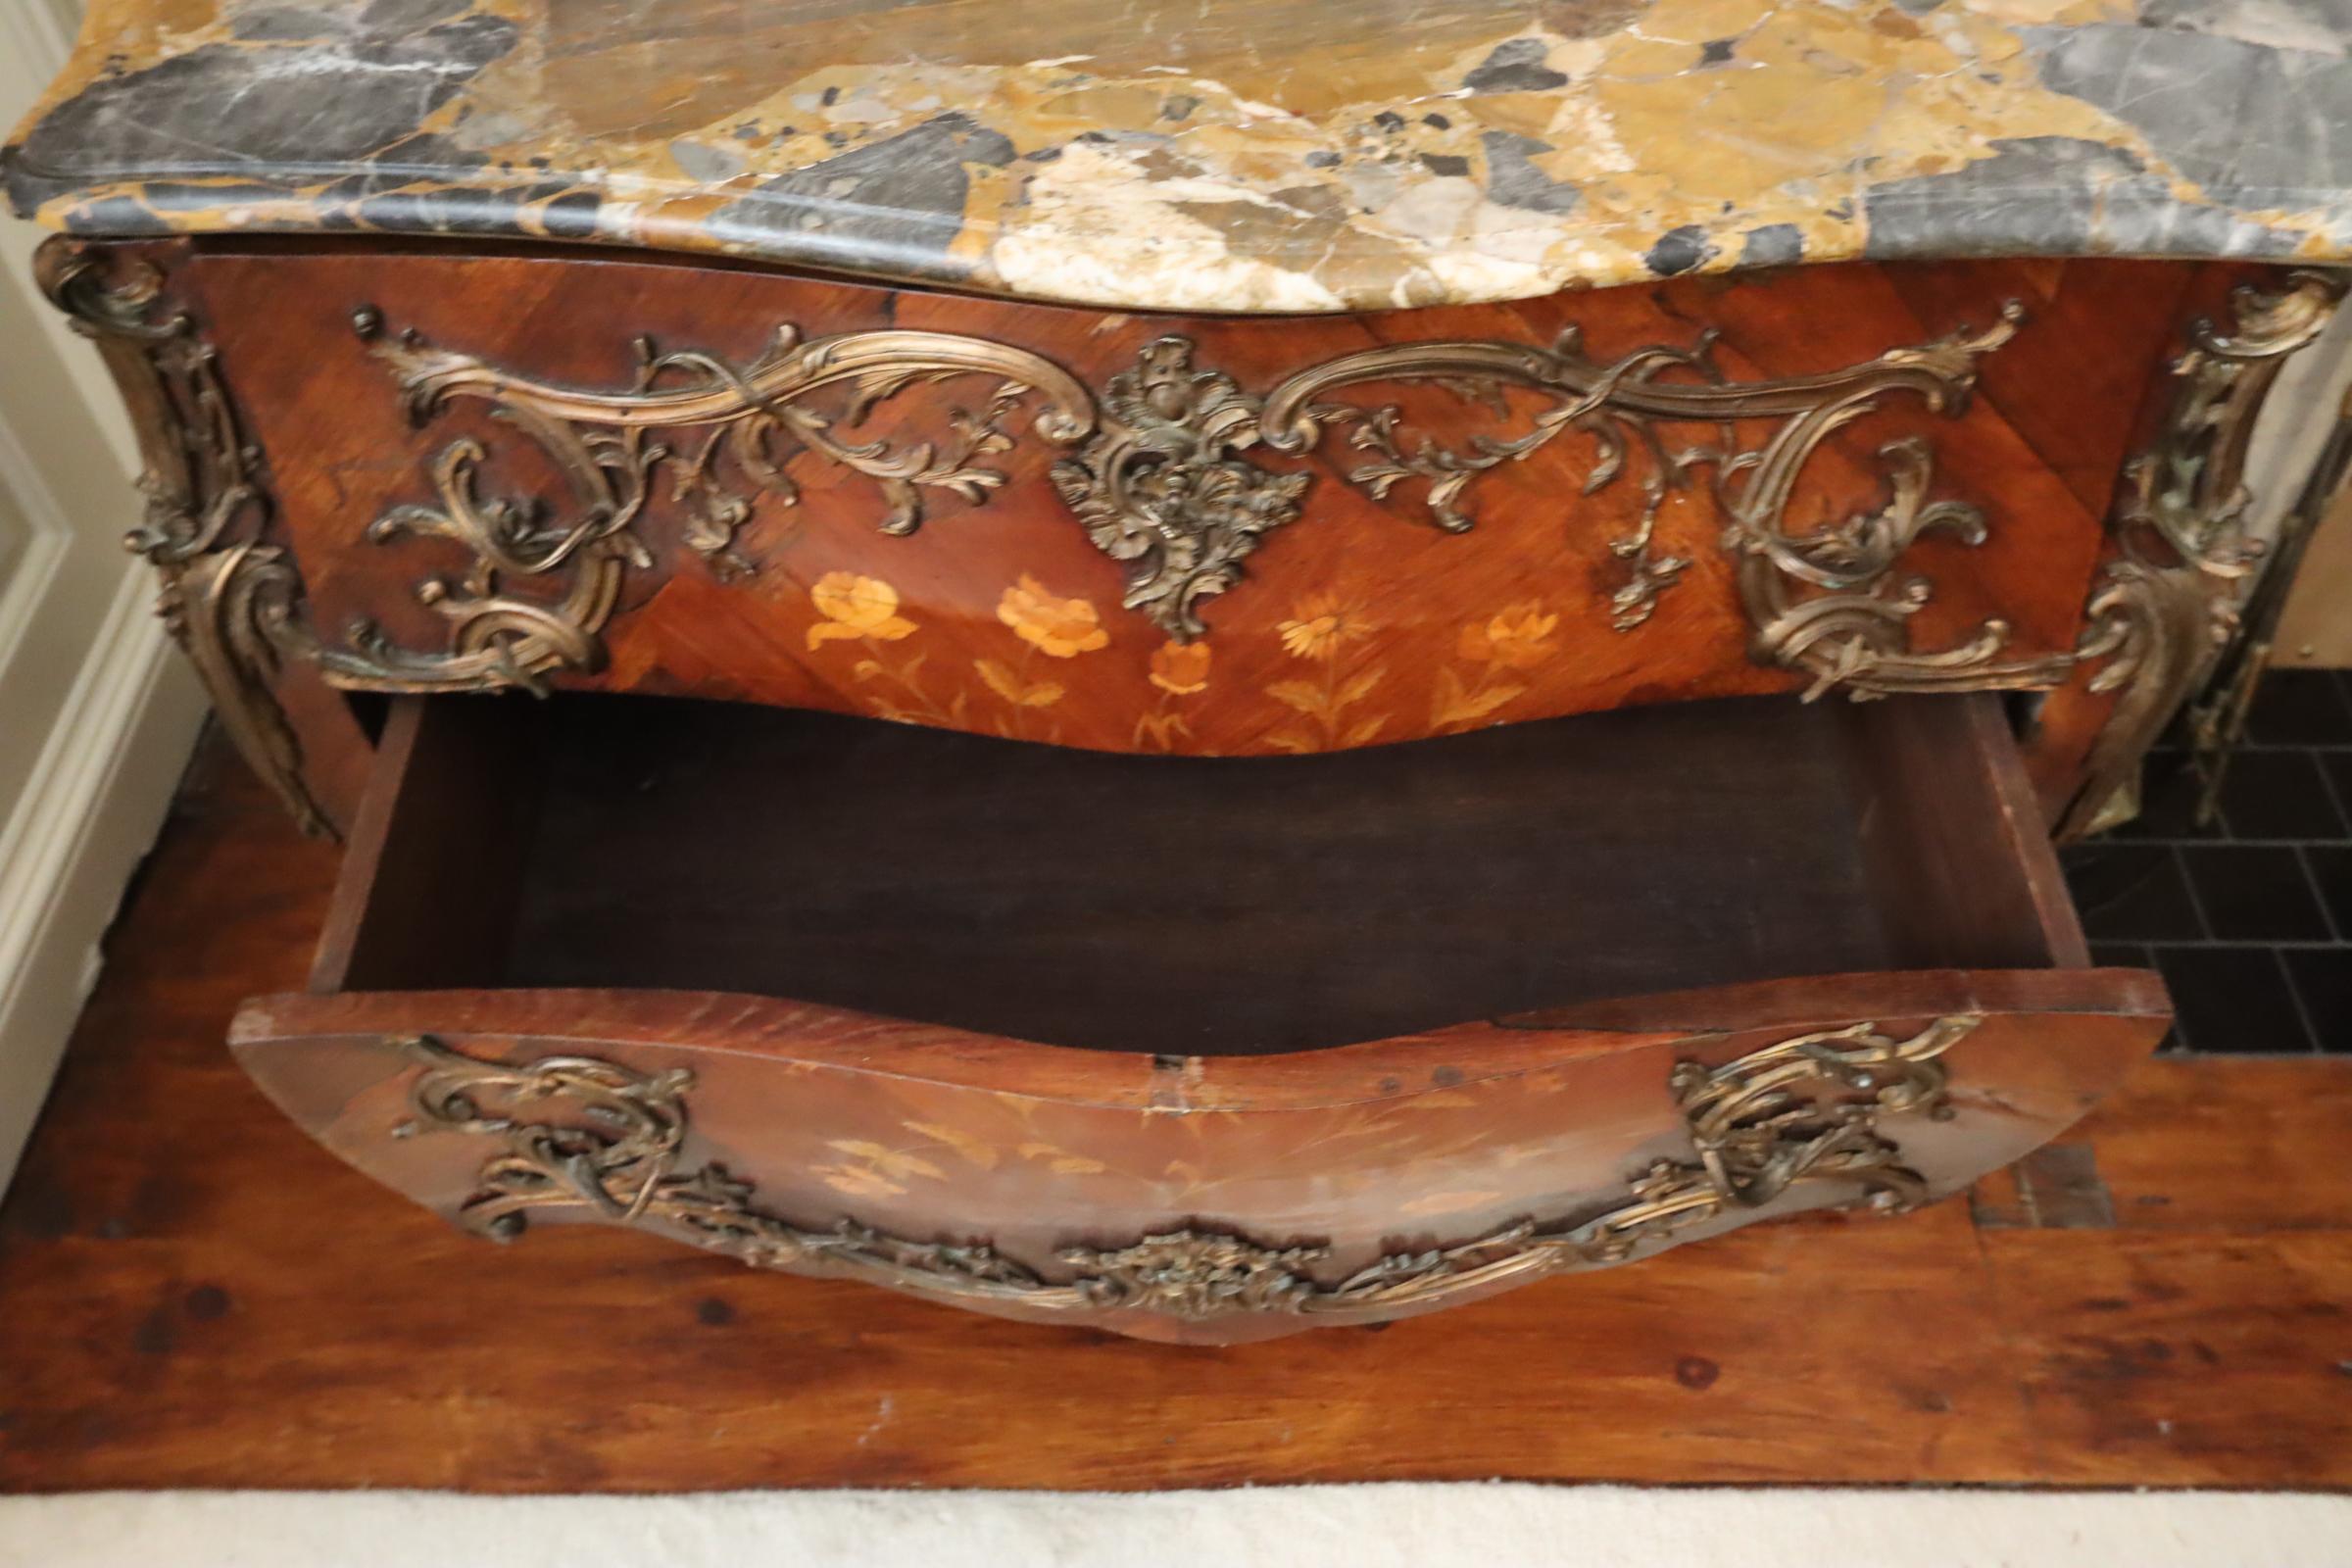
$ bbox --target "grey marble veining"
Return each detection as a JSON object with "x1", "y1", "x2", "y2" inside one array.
[{"x1": 7, "y1": 0, "x2": 2348, "y2": 311}]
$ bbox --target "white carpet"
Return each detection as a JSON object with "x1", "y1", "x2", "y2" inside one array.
[{"x1": 3, "y1": 1486, "x2": 2349, "y2": 1568}]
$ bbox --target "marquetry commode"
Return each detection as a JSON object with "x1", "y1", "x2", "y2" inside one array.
[{"x1": 11, "y1": 0, "x2": 2352, "y2": 1343}]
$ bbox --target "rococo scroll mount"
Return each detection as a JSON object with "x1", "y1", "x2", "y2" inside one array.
[
  {"x1": 1049, "y1": 335, "x2": 1309, "y2": 642},
  {"x1": 35, "y1": 241, "x2": 335, "y2": 837},
  {"x1": 2060, "y1": 270, "x2": 2348, "y2": 835},
  {"x1": 381, "y1": 1014, "x2": 1977, "y2": 1330},
  {"x1": 329, "y1": 308, "x2": 1097, "y2": 694},
  {"x1": 47, "y1": 232, "x2": 2339, "y2": 819},
  {"x1": 338, "y1": 300, "x2": 2046, "y2": 697}
]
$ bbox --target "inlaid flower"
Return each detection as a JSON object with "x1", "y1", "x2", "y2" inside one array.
[
  {"x1": 1149, "y1": 639, "x2": 1213, "y2": 695},
  {"x1": 1456, "y1": 603, "x2": 1559, "y2": 670},
  {"x1": 998, "y1": 574, "x2": 1110, "y2": 658},
  {"x1": 1277, "y1": 592, "x2": 1377, "y2": 662},
  {"x1": 806, "y1": 571, "x2": 918, "y2": 650}
]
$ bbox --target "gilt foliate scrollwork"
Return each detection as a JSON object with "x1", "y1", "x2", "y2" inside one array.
[
  {"x1": 1033, "y1": 311, "x2": 2047, "y2": 657},
  {"x1": 34, "y1": 239, "x2": 335, "y2": 838},
  {"x1": 1051, "y1": 336, "x2": 1311, "y2": 642},
  {"x1": 335, "y1": 311, "x2": 1096, "y2": 693},
  {"x1": 2060, "y1": 270, "x2": 2346, "y2": 836},
  {"x1": 1057, "y1": 1229, "x2": 1331, "y2": 1318},
  {"x1": 2125, "y1": 273, "x2": 2343, "y2": 575},
  {"x1": 1319, "y1": 1014, "x2": 1972, "y2": 1303},
  {"x1": 1256, "y1": 305, "x2": 2058, "y2": 697},
  {"x1": 348, "y1": 306, "x2": 2053, "y2": 679},
  {"x1": 387, "y1": 1014, "x2": 1974, "y2": 1325},
  {"x1": 1255, "y1": 329, "x2": 1727, "y2": 630},
  {"x1": 389, "y1": 1036, "x2": 1057, "y2": 1303}
]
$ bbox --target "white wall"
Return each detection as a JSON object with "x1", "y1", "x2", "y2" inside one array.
[
  {"x1": 0, "y1": 0, "x2": 210, "y2": 1191},
  {"x1": 2245, "y1": 298, "x2": 2352, "y2": 669}
]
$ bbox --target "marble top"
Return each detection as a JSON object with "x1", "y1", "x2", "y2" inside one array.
[{"x1": 8, "y1": 0, "x2": 2351, "y2": 312}]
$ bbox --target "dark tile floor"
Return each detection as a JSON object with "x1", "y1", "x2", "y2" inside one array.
[{"x1": 2063, "y1": 669, "x2": 2352, "y2": 1054}]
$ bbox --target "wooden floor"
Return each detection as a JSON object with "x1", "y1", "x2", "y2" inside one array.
[{"x1": 2, "y1": 738, "x2": 2349, "y2": 1493}]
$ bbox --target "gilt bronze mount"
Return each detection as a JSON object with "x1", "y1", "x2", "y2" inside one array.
[{"x1": 386, "y1": 1014, "x2": 1976, "y2": 1325}]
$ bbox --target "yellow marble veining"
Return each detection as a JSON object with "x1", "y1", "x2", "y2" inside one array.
[{"x1": 7, "y1": 0, "x2": 2348, "y2": 310}]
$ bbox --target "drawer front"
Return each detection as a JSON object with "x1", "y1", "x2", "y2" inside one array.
[
  {"x1": 50, "y1": 234, "x2": 2332, "y2": 846},
  {"x1": 183, "y1": 246, "x2": 2176, "y2": 754},
  {"x1": 233, "y1": 978, "x2": 2166, "y2": 1345},
  {"x1": 53, "y1": 235, "x2": 2343, "y2": 840},
  {"x1": 226, "y1": 683, "x2": 2167, "y2": 1342}
]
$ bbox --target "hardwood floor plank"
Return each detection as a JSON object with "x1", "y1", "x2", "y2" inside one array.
[
  {"x1": 2, "y1": 736, "x2": 2348, "y2": 1492},
  {"x1": 0, "y1": 1198, "x2": 2037, "y2": 1490},
  {"x1": 2059, "y1": 1060, "x2": 2352, "y2": 1232},
  {"x1": 1980, "y1": 1230, "x2": 2352, "y2": 1488}
]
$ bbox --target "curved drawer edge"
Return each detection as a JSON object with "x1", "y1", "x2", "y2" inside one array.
[
  {"x1": 230, "y1": 966, "x2": 2170, "y2": 1110},
  {"x1": 230, "y1": 973, "x2": 2167, "y2": 1342}
]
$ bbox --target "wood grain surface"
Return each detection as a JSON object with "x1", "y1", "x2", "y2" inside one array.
[
  {"x1": 182, "y1": 243, "x2": 2203, "y2": 762},
  {"x1": 315, "y1": 689, "x2": 2093, "y2": 1050},
  {"x1": 233, "y1": 687, "x2": 2162, "y2": 1342},
  {"x1": 1, "y1": 734, "x2": 2343, "y2": 1488}
]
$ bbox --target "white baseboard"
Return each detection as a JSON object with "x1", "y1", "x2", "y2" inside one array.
[
  {"x1": 5, "y1": 1485, "x2": 2352, "y2": 1568},
  {"x1": 0, "y1": 564, "x2": 205, "y2": 1191}
]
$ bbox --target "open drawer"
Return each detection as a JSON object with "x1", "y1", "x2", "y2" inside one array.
[{"x1": 231, "y1": 691, "x2": 2170, "y2": 1343}]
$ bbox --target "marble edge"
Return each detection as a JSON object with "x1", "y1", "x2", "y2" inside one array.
[
  {"x1": 10, "y1": 0, "x2": 2352, "y2": 314},
  {"x1": 9, "y1": 153, "x2": 2351, "y2": 315}
]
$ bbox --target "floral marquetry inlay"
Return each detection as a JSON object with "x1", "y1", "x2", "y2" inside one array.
[
  {"x1": 324, "y1": 310, "x2": 1097, "y2": 696},
  {"x1": 799, "y1": 567, "x2": 1601, "y2": 753},
  {"x1": 1434, "y1": 603, "x2": 1564, "y2": 732},
  {"x1": 73, "y1": 254, "x2": 2329, "y2": 784},
  {"x1": 330, "y1": 300, "x2": 2061, "y2": 728},
  {"x1": 1137, "y1": 640, "x2": 1214, "y2": 751},
  {"x1": 1265, "y1": 593, "x2": 1387, "y2": 754},
  {"x1": 381, "y1": 1014, "x2": 1980, "y2": 1330},
  {"x1": 805, "y1": 570, "x2": 1121, "y2": 742},
  {"x1": 804, "y1": 573, "x2": 917, "y2": 650}
]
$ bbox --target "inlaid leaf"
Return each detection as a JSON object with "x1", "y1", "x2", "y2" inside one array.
[
  {"x1": 1266, "y1": 679, "x2": 1330, "y2": 717},
  {"x1": 1433, "y1": 681, "x2": 1524, "y2": 727},
  {"x1": 974, "y1": 658, "x2": 1024, "y2": 704},
  {"x1": 905, "y1": 1120, "x2": 1001, "y2": 1170},
  {"x1": 1015, "y1": 1142, "x2": 1104, "y2": 1174},
  {"x1": 1400, "y1": 1190, "x2": 1503, "y2": 1216},
  {"x1": 817, "y1": 1163, "x2": 907, "y2": 1200},
  {"x1": 874, "y1": 1150, "x2": 945, "y2": 1181}
]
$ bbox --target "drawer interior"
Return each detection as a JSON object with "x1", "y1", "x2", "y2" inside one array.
[{"x1": 310, "y1": 690, "x2": 2087, "y2": 1056}]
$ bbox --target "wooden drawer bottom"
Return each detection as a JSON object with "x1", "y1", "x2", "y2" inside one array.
[{"x1": 231, "y1": 692, "x2": 2169, "y2": 1342}]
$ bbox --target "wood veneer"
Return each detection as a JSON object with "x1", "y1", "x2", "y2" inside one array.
[
  {"x1": 40, "y1": 230, "x2": 2278, "y2": 1338},
  {"x1": 306, "y1": 690, "x2": 2075, "y2": 1054},
  {"x1": 0, "y1": 741, "x2": 2333, "y2": 1486},
  {"x1": 227, "y1": 688, "x2": 2166, "y2": 1342},
  {"x1": 180, "y1": 244, "x2": 2198, "y2": 765}
]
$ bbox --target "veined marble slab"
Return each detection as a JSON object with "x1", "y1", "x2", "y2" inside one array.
[{"x1": 7, "y1": 0, "x2": 2350, "y2": 312}]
